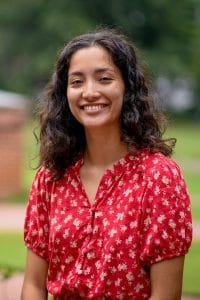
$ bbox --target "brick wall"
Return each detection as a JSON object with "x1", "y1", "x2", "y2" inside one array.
[{"x1": 0, "y1": 108, "x2": 26, "y2": 198}]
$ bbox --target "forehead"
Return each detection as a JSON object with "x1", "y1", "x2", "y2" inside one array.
[{"x1": 68, "y1": 46, "x2": 116, "y2": 72}]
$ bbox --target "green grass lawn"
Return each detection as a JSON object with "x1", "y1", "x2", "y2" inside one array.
[
  {"x1": 167, "y1": 121, "x2": 200, "y2": 159},
  {"x1": 13, "y1": 120, "x2": 200, "y2": 221},
  {"x1": 0, "y1": 232, "x2": 26, "y2": 277},
  {"x1": 0, "y1": 119, "x2": 199, "y2": 295},
  {"x1": 4, "y1": 119, "x2": 200, "y2": 205},
  {"x1": 183, "y1": 241, "x2": 200, "y2": 295},
  {"x1": 0, "y1": 232, "x2": 199, "y2": 295},
  {"x1": 167, "y1": 121, "x2": 200, "y2": 221}
]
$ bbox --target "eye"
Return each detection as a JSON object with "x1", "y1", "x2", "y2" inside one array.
[
  {"x1": 69, "y1": 79, "x2": 83, "y2": 86},
  {"x1": 99, "y1": 77, "x2": 113, "y2": 83}
]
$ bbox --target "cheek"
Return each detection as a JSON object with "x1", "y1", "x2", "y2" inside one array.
[
  {"x1": 112, "y1": 88, "x2": 124, "y2": 105},
  {"x1": 67, "y1": 89, "x2": 77, "y2": 110}
]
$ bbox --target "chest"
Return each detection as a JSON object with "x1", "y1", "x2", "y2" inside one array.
[{"x1": 50, "y1": 169, "x2": 146, "y2": 234}]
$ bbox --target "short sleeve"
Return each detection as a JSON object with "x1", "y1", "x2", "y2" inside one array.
[
  {"x1": 140, "y1": 156, "x2": 192, "y2": 266},
  {"x1": 24, "y1": 166, "x2": 51, "y2": 261}
]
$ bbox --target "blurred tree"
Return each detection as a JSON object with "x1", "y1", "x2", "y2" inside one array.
[
  {"x1": 0, "y1": 0, "x2": 93, "y2": 94},
  {"x1": 190, "y1": 1, "x2": 200, "y2": 112},
  {"x1": 0, "y1": 0, "x2": 199, "y2": 112},
  {"x1": 80, "y1": 0, "x2": 196, "y2": 77}
]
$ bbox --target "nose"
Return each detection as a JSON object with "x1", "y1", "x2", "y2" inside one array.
[{"x1": 82, "y1": 81, "x2": 100, "y2": 100}]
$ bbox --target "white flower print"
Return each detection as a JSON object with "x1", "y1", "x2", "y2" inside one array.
[
  {"x1": 84, "y1": 267, "x2": 91, "y2": 275},
  {"x1": 70, "y1": 200, "x2": 78, "y2": 207},
  {"x1": 63, "y1": 229, "x2": 69, "y2": 239},
  {"x1": 144, "y1": 216, "x2": 151, "y2": 227},
  {"x1": 108, "y1": 228, "x2": 117, "y2": 237},
  {"x1": 31, "y1": 205, "x2": 37, "y2": 213},
  {"x1": 154, "y1": 185, "x2": 160, "y2": 195},
  {"x1": 135, "y1": 283, "x2": 144, "y2": 293},
  {"x1": 123, "y1": 189, "x2": 132, "y2": 197},
  {"x1": 115, "y1": 278, "x2": 122, "y2": 286},
  {"x1": 179, "y1": 228, "x2": 186, "y2": 238},
  {"x1": 73, "y1": 218, "x2": 82, "y2": 229},
  {"x1": 129, "y1": 249, "x2": 136, "y2": 259},
  {"x1": 95, "y1": 260, "x2": 101, "y2": 270},
  {"x1": 65, "y1": 255, "x2": 74, "y2": 264},
  {"x1": 126, "y1": 272, "x2": 134, "y2": 282},
  {"x1": 169, "y1": 219, "x2": 176, "y2": 229},
  {"x1": 24, "y1": 150, "x2": 192, "y2": 299},
  {"x1": 125, "y1": 236, "x2": 133, "y2": 245},
  {"x1": 157, "y1": 214, "x2": 166, "y2": 223},
  {"x1": 130, "y1": 221, "x2": 137, "y2": 229},
  {"x1": 70, "y1": 240, "x2": 77, "y2": 248},
  {"x1": 87, "y1": 251, "x2": 95, "y2": 259},
  {"x1": 179, "y1": 211, "x2": 185, "y2": 219},
  {"x1": 64, "y1": 214, "x2": 72, "y2": 223},
  {"x1": 162, "y1": 230, "x2": 168, "y2": 239},
  {"x1": 117, "y1": 212, "x2": 124, "y2": 221},
  {"x1": 118, "y1": 263, "x2": 127, "y2": 271},
  {"x1": 100, "y1": 272, "x2": 107, "y2": 281},
  {"x1": 154, "y1": 171, "x2": 160, "y2": 180},
  {"x1": 75, "y1": 263, "x2": 83, "y2": 275},
  {"x1": 120, "y1": 225, "x2": 128, "y2": 232},
  {"x1": 162, "y1": 175, "x2": 170, "y2": 185},
  {"x1": 103, "y1": 218, "x2": 109, "y2": 228}
]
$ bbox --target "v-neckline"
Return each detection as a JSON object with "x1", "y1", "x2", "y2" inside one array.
[{"x1": 74, "y1": 150, "x2": 138, "y2": 207}]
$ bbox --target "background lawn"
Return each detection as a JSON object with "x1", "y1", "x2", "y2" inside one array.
[
  {"x1": 0, "y1": 232, "x2": 199, "y2": 294},
  {"x1": 167, "y1": 121, "x2": 200, "y2": 220},
  {"x1": 0, "y1": 232, "x2": 26, "y2": 277},
  {"x1": 4, "y1": 119, "x2": 200, "y2": 207},
  {"x1": 0, "y1": 119, "x2": 199, "y2": 295},
  {"x1": 183, "y1": 241, "x2": 200, "y2": 295}
]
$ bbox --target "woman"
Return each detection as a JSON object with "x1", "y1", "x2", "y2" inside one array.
[{"x1": 21, "y1": 29, "x2": 192, "y2": 300}]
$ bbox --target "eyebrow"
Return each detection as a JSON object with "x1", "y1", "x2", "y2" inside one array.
[{"x1": 68, "y1": 68, "x2": 114, "y2": 77}]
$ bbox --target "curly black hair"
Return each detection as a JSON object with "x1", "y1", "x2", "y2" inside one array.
[{"x1": 38, "y1": 29, "x2": 176, "y2": 180}]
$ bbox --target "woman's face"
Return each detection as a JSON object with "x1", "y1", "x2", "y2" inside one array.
[{"x1": 67, "y1": 46, "x2": 125, "y2": 132}]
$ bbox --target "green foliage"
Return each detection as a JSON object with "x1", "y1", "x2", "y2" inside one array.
[
  {"x1": 0, "y1": 0, "x2": 199, "y2": 104},
  {"x1": 0, "y1": 0, "x2": 93, "y2": 93}
]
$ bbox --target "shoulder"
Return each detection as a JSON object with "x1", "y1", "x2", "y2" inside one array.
[
  {"x1": 127, "y1": 149, "x2": 188, "y2": 195},
  {"x1": 138, "y1": 149, "x2": 184, "y2": 184},
  {"x1": 32, "y1": 166, "x2": 53, "y2": 187}
]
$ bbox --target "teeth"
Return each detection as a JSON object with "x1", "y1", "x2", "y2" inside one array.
[{"x1": 83, "y1": 105, "x2": 106, "y2": 111}]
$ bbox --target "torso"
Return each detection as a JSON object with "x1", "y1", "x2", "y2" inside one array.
[{"x1": 24, "y1": 149, "x2": 192, "y2": 299}]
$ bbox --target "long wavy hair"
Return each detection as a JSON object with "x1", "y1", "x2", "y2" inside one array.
[{"x1": 38, "y1": 29, "x2": 176, "y2": 180}]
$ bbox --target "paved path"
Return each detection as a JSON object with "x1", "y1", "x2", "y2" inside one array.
[
  {"x1": 0, "y1": 203, "x2": 200, "y2": 300},
  {"x1": 0, "y1": 204, "x2": 26, "y2": 232},
  {"x1": 1, "y1": 203, "x2": 200, "y2": 239}
]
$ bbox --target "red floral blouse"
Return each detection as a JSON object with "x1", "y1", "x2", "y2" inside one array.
[{"x1": 24, "y1": 149, "x2": 192, "y2": 299}]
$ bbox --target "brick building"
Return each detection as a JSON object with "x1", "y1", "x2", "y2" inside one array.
[{"x1": 0, "y1": 90, "x2": 28, "y2": 198}]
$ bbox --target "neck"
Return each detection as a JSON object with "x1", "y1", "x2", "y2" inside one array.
[{"x1": 84, "y1": 127, "x2": 128, "y2": 168}]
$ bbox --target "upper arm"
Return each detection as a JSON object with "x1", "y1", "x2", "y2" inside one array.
[
  {"x1": 21, "y1": 249, "x2": 48, "y2": 299},
  {"x1": 140, "y1": 157, "x2": 192, "y2": 266},
  {"x1": 149, "y1": 255, "x2": 185, "y2": 300}
]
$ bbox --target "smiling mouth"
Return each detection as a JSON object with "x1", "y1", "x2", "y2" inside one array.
[{"x1": 81, "y1": 104, "x2": 108, "y2": 111}]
